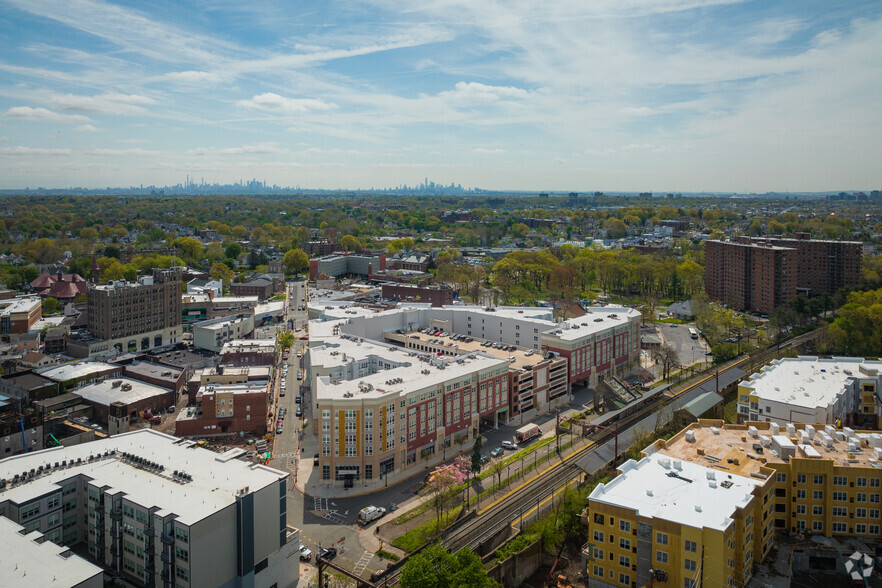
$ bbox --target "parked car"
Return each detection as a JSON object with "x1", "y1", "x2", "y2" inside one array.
[
  {"x1": 480, "y1": 455, "x2": 491, "y2": 465},
  {"x1": 388, "y1": 502, "x2": 398, "y2": 512},
  {"x1": 358, "y1": 506, "x2": 387, "y2": 524},
  {"x1": 501, "y1": 440, "x2": 517, "y2": 450},
  {"x1": 299, "y1": 545, "x2": 312, "y2": 562},
  {"x1": 296, "y1": 406, "x2": 302, "y2": 417},
  {"x1": 295, "y1": 395, "x2": 302, "y2": 404},
  {"x1": 318, "y1": 547, "x2": 337, "y2": 561},
  {"x1": 276, "y1": 425, "x2": 283, "y2": 434},
  {"x1": 490, "y1": 447, "x2": 504, "y2": 458}
]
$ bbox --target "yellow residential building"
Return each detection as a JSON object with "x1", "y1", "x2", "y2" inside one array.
[{"x1": 584, "y1": 419, "x2": 882, "y2": 587}]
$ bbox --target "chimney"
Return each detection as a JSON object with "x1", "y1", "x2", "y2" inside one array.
[
  {"x1": 368, "y1": 263, "x2": 373, "y2": 276},
  {"x1": 207, "y1": 290, "x2": 214, "y2": 301}
]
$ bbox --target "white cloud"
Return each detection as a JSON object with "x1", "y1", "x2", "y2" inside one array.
[
  {"x1": 188, "y1": 142, "x2": 285, "y2": 156},
  {"x1": 84, "y1": 147, "x2": 159, "y2": 156},
  {"x1": 3, "y1": 106, "x2": 90, "y2": 124},
  {"x1": 237, "y1": 93, "x2": 336, "y2": 114},
  {"x1": 441, "y1": 82, "x2": 530, "y2": 103},
  {"x1": 472, "y1": 147, "x2": 506, "y2": 154},
  {"x1": 619, "y1": 106, "x2": 654, "y2": 116},
  {"x1": 75, "y1": 124, "x2": 102, "y2": 132},
  {"x1": 48, "y1": 93, "x2": 156, "y2": 115},
  {"x1": 164, "y1": 70, "x2": 229, "y2": 84},
  {"x1": 0, "y1": 145, "x2": 72, "y2": 156}
]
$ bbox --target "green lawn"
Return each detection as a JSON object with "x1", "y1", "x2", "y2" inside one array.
[{"x1": 390, "y1": 506, "x2": 463, "y2": 552}]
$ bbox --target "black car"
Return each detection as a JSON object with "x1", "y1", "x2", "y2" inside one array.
[
  {"x1": 295, "y1": 395, "x2": 302, "y2": 404},
  {"x1": 318, "y1": 547, "x2": 337, "y2": 561}
]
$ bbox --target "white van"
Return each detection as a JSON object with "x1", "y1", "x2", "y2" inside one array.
[{"x1": 357, "y1": 505, "x2": 386, "y2": 524}]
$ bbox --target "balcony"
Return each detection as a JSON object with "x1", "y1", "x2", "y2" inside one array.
[
  {"x1": 109, "y1": 508, "x2": 122, "y2": 521},
  {"x1": 160, "y1": 551, "x2": 172, "y2": 563},
  {"x1": 161, "y1": 532, "x2": 175, "y2": 545}
]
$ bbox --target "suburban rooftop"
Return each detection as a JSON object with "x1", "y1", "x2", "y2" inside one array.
[
  {"x1": 655, "y1": 420, "x2": 882, "y2": 478},
  {"x1": 741, "y1": 356, "x2": 882, "y2": 410},
  {"x1": 0, "y1": 429, "x2": 286, "y2": 526},
  {"x1": 590, "y1": 451, "x2": 761, "y2": 532}
]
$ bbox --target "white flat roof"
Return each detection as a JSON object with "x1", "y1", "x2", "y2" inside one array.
[
  {"x1": 742, "y1": 356, "x2": 882, "y2": 409},
  {"x1": 38, "y1": 361, "x2": 118, "y2": 382},
  {"x1": 0, "y1": 429, "x2": 286, "y2": 526},
  {"x1": 317, "y1": 352, "x2": 508, "y2": 401},
  {"x1": 221, "y1": 339, "x2": 275, "y2": 353},
  {"x1": 75, "y1": 377, "x2": 170, "y2": 406},
  {"x1": 255, "y1": 300, "x2": 285, "y2": 314},
  {"x1": 0, "y1": 517, "x2": 102, "y2": 587},
  {"x1": 310, "y1": 338, "x2": 412, "y2": 369},
  {"x1": 212, "y1": 296, "x2": 259, "y2": 305},
  {"x1": 0, "y1": 297, "x2": 40, "y2": 315},
  {"x1": 590, "y1": 453, "x2": 760, "y2": 532},
  {"x1": 544, "y1": 306, "x2": 640, "y2": 342}
]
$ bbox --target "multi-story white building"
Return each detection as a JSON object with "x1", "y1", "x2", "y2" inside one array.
[
  {"x1": 0, "y1": 429, "x2": 298, "y2": 588},
  {"x1": 192, "y1": 313, "x2": 255, "y2": 352},
  {"x1": 737, "y1": 356, "x2": 882, "y2": 427}
]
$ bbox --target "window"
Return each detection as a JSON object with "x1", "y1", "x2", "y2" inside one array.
[
  {"x1": 593, "y1": 548, "x2": 604, "y2": 560},
  {"x1": 593, "y1": 530, "x2": 604, "y2": 542},
  {"x1": 797, "y1": 474, "x2": 806, "y2": 484},
  {"x1": 619, "y1": 573, "x2": 631, "y2": 586},
  {"x1": 813, "y1": 474, "x2": 824, "y2": 485},
  {"x1": 620, "y1": 538, "x2": 631, "y2": 551},
  {"x1": 47, "y1": 495, "x2": 60, "y2": 509},
  {"x1": 657, "y1": 551, "x2": 668, "y2": 564},
  {"x1": 656, "y1": 532, "x2": 668, "y2": 545},
  {"x1": 776, "y1": 472, "x2": 787, "y2": 483},
  {"x1": 871, "y1": 509, "x2": 880, "y2": 519},
  {"x1": 857, "y1": 493, "x2": 867, "y2": 502},
  {"x1": 833, "y1": 507, "x2": 847, "y2": 517},
  {"x1": 796, "y1": 520, "x2": 806, "y2": 532},
  {"x1": 175, "y1": 566, "x2": 189, "y2": 581},
  {"x1": 871, "y1": 479, "x2": 880, "y2": 488},
  {"x1": 833, "y1": 522, "x2": 847, "y2": 533},
  {"x1": 833, "y1": 476, "x2": 847, "y2": 486},
  {"x1": 856, "y1": 508, "x2": 867, "y2": 518},
  {"x1": 619, "y1": 555, "x2": 631, "y2": 568},
  {"x1": 593, "y1": 565, "x2": 604, "y2": 578},
  {"x1": 812, "y1": 521, "x2": 823, "y2": 532},
  {"x1": 684, "y1": 580, "x2": 696, "y2": 588},
  {"x1": 685, "y1": 540, "x2": 697, "y2": 553},
  {"x1": 175, "y1": 546, "x2": 189, "y2": 562},
  {"x1": 812, "y1": 506, "x2": 823, "y2": 516},
  {"x1": 857, "y1": 477, "x2": 868, "y2": 487},
  {"x1": 620, "y1": 520, "x2": 631, "y2": 533},
  {"x1": 871, "y1": 525, "x2": 880, "y2": 535},
  {"x1": 797, "y1": 489, "x2": 806, "y2": 499},
  {"x1": 175, "y1": 527, "x2": 188, "y2": 543},
  {"x1": 871, "y1": 494, "x2": 880, "y2": 504},
  {"x1": 833, "y1": 491, "x2": 847, "y2": 501},
  {"x1": 685, "y1": 559, "x2": 696, "y2": 572},
  {"x1": 856, "y1": 523, "x2": 867, "y2": 534},
  {"x1": 796, "y1": 505, "x2": 806, "y2": 515},
  {"x1": 813, "y1": 490, "x2": 823, "y2": 500}
]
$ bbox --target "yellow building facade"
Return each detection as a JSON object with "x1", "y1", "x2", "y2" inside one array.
[{"x1": 585, "y1": 420, "x2": 882, "y2": 587}]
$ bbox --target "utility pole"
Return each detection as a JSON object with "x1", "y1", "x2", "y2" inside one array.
[{"x1": 556, "y1": 413, "x2": 561, "y2": 454}]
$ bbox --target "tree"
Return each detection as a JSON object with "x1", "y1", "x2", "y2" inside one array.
[
  {"x1": 209, "y1": 262, "x2": 234, "y2": 285},
  {"x1": 490, "y1": 459, "x2": 505, "y2": 493},
  {"x1": 340, "y1": 234, "x2": 359, "y2": 251},
  {"x1": 282, "y1": 248, "x2": 309, "y2": 275},
  {"x1": 277, "y1": 331, "x2": 294, "y2": 350},
  {"x1": 42, "y1": 297, "x2": 60, "y2": 315},
  {"x1": 470, "y1": 436, "x2": 483, "y2": 474},
  {"x1": 652, "y1": 344, "x2": 679, "y2": 380},
  {"x1": 399, "y1": 545, "x2": 497, "y2": 588},
  {"x1": 224, "y1": 242, "x2": 243, "y2": 260},
  {"x1": 602, "y1": 217, "x2": 627, "y2": 239}
]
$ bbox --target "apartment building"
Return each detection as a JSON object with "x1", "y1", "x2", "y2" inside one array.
[
  {"x1": 381, "y1": 283, "x2": 454, "y2": 307},
  {"x1": 76, "y1": 269, "x2": 182, "y2": 357},
  {"x1": 737, "y1": 356, "x2": 882, "y2": 427},
  {"x1": 0, "y1": 296, "x2": 42, "y2": 343},
  {"x1": 192, "y1": 314, "x2": 255, "y2": 352},
  {"x1": 308, "y1": 252, "x2": 386, "y2": 280},
  {"x1": 175, "y1": 380, "x2": 269, "y2": 437},
  {"x1": 584, "y1": 420, "x2": 882, "y2": 588},
  {"x1": 312, "y1": 339, "x2": 509, "y2": 484},
  {"x1": 0, "y1": 516, "x2": 103, "y2": 588},
  {"x1": 186, "y1": 365, "x2": 271, "y2": 404},
  {"x1": 0, "y1": 429, "x2": 298, "y2": 588},
  {"x1": 220, "y1": 340, "x2": 276, "y2": 366},
  {"x1": 386, "y1": 330, "x2": 569, "y2": 420},
  {"x1": 541, "y1": 307, "x2": 641, "y2": 387},
  {"x1": 705, "y1": 240, "x2": 797, "y2": 315},
  {"x1": 744, "y1": 234, "x2": 862, "y2": 296}
]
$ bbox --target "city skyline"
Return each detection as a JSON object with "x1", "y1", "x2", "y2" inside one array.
[{"x1": 0, "y1": 1, "x2": 880, "y2": 191}]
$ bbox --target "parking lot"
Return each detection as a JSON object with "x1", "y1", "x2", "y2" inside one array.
[{"x1": 659, "y1": 323, "x2": 710, "y2": 367}]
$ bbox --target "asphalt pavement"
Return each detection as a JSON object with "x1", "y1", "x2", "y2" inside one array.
[{"x1": 659, "y1": 322, "x2": 711, "y2": 367}]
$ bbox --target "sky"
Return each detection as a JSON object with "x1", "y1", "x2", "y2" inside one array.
[{"x1": 0, "y1": 0, "x2": 880, "y2": 192}]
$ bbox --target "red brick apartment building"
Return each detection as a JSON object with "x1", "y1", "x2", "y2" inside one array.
[
  {"x1": 705, "y1": 240, "x2": 796, "y2": 315},
  {"x1": 706, "y1": 236, "x2": 861, "y2": 314},
  {"x1": 381, "y1": 283, "x2": 453, "y2": 307}
]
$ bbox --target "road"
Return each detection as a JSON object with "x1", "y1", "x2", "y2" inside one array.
[{"x1": 659, "y1": 322, "x2": 710, "y2": 367}]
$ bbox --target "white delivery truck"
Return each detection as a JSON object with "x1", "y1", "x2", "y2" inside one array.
[{"x1": 357, "y1": 505, "x2": 386, "y2": 525}]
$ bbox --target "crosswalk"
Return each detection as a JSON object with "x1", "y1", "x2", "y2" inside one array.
[
  {"x1": 322, "y1": 511, "x2": 347, "y2": 525},
  {"x1": 352, "y1": 551, "x2": 374, "y2": 576}
]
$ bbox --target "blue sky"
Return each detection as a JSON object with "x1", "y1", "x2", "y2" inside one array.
[{"x1": 0, "y1": 0, "x2": 880, "y2": 191}]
